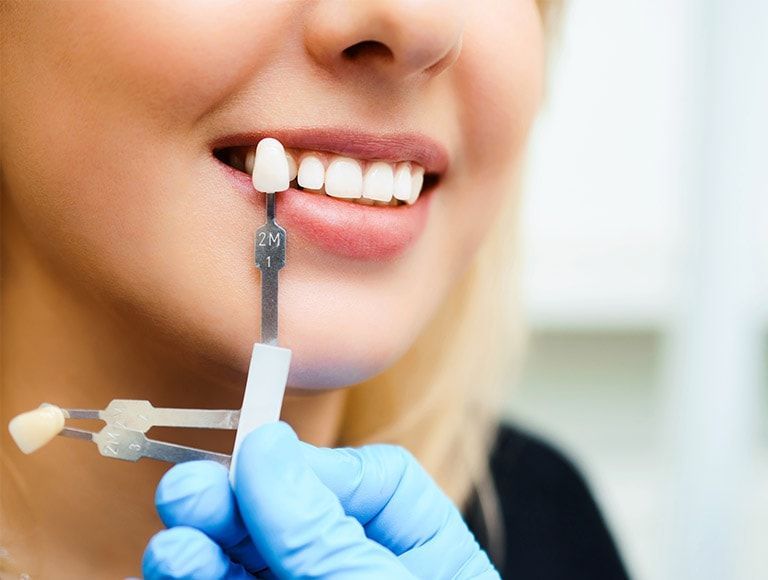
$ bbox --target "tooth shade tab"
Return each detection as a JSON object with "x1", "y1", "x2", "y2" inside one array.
[
  {"x1": 393, "y1": 163, "x2": 412, "y2": 201},
  {"x1": 363, "y1": 161, "x2": 395, "y2": 202},
  {"x1": 8, "y1": 404, "x2": 66, "y2": 454},
  {"x1": 297, "y1": 155, "x2": 325, "y2": 190},
  {"x1": 252, "y1": 138, "x2": 290, "y2": 193},
  {"x1": 325, "y1": 157, "x2": 363, "y2": 199},
  {"x1": 245, "y1": 148, "x2": 294, "y2": 180}
]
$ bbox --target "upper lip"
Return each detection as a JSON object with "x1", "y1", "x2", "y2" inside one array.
[{"x1": 211, "y1": 127, "x2": 450, "y2": 175}]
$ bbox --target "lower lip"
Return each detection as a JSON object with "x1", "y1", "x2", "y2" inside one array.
[{"x1": 218, "y1": 161, "x2": 434, "y2": 261}]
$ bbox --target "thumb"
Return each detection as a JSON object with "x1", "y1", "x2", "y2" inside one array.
[
  {"x1": 301, "y1": 443, "x2": 498, "y2": 579},
  {"x1": 233, "y1": 422, "x2": 415, "y2": 579}
]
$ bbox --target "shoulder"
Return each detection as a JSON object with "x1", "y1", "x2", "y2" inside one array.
[
  {"x1": 490, "y1": 424, "x2": 601, "y2": 513},
  {"x1": 465, "y1": 424, "x2": 630, "y2": 580}
]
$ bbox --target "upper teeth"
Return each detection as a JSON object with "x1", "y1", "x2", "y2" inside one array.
[{"x1": 245, "y1": 138, "x2": 426, "y2": 205}]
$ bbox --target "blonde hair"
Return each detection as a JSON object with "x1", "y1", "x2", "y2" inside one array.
[
  {"x1": 338, "y1": 172, "x2": 522, "y2": 563},
  {"x1": 336, "y1": 1, "x2": 563, "y2": 556},
  {"x1": 339, "y1": 162, "x2": 522, "y2": 473}
]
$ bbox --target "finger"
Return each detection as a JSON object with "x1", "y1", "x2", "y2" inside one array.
[
  {"x1": 142, "y1": 526, "x2": 251, "y2": 580},
  {"x1": 300, "y1": 443, "x2": 497, "y2": 577},
  {"x1": 300, "y1": 443, "x2": 455, "y2": 550},
  {"x1": 154, "y1": 461, "x2": 266, "y2": 573},
  {"x1": 234, "y1": 422, "x2": 414, "y2": 579}
]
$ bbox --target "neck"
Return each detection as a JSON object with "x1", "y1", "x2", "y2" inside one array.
[{"x1": 0, "y1": 208, "x2": 346, "y2": 577}]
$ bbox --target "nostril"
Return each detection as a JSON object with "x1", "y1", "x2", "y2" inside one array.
[{"x1": 342, "y1": 40, "x2": 394, "y2": 62}]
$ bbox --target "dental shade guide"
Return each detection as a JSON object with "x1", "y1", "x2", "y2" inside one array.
[
  {"x1": 230, "y1": 138, "x2": 292, "y2": 480},
  {"x1": 9, "y1": 401, "x2": 236, "y2": 466},
  {"x1": 7, "y1": 138, "x2": 293, "y2": 473}
]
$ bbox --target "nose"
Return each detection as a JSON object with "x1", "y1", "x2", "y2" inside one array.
[{"x1": 304, "y1": 0, "x2": 465, "y2": 81}]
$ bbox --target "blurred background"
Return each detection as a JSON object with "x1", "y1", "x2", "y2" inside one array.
[{"x1": 503, "y1": 1, "x2": 767, "y2": 579}]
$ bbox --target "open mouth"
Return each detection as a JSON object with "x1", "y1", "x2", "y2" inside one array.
[
  {"x1": 211, "y1": 129, "x2": 449, "y2": 259},
  {"x1": 214, "y1": 145, "x2": 441, "y2": 207}
]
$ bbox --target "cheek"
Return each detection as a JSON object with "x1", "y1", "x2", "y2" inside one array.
[
  {"x1": 1, "y1": 0, "x2": 295, "y2": 301},
  {"x1": 2, "y1": 0, "x2": 298, "y2": 180},
  {"x1": 40, "y1": 1, "x2": 294, "y2": 125},
  {"x1": 0, "y1": 2, "x2": 296, "y2": 369},
  {"x1": 448, "y1": 0, "x2": 545, "y2": 248},
  {"x1": 2, "y1": 0, "x2": 545, "y2": 391},
  {"x1": 88, "y1": 3, "x2": 304, "y2": 129}
]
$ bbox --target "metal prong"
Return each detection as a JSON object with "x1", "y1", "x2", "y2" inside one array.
[
  {"x1": 100, "y1": 400, "x2": 239, "y2": 432},
  {"x1": 63, "y1": 409, "x2": 100, "y2": 420},
  {"x1": 267, "y1": 190, "x2": 275, "y2": 221},
  {"x1": 255, "y1": 192, "x2": 286, "y2": 346},
  {"x1": 64, "y1": 400, "x2": 240, "y2": 432},
  {"x1": 59, "y1": 426, "x2": 231, "y2": 467},
  {"x1": 60, "y1": 426, "x2": 95, "y2": 441}
]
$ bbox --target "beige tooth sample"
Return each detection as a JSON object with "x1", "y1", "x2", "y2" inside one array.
[
  {"x1": 363, "y1": 161, "x2": 394, "y2": 202},
  {"x1": 286, "y1": 153, "x2": 298, "y2": 181},
  {"x1": 8, "y1": 404, "x2": 66, "y2": 454},
  {"x1": 407, "y1": 165, "x2": 425, "y2": 205},
  {"x1": 297, "y1": 154, "x2": 325, "y2": 190},
  {"x1": 325, "y1": 157, "x2": 363, "y2": 199},
  {"x1": 393, "y1": 162, "x2": 412, "y2": 202},
  {"x1": 244, "y1": 149, "x2": 255, "y2": 174},
  {"x1": 252, "y1": 138, "x2": 290, "y2": 193}
]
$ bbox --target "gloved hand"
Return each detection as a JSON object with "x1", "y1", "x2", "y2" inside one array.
[{"x1": 142, "y1": 421, "x2": 498, "y2": 579}]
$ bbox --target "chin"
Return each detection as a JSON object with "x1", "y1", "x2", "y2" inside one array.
[
  {"x1": 284, "y1": 349, "x2": 391, "y2": 390},
  {"x1": 279, "y1": 295, "x2": 418, "y2": 390}
]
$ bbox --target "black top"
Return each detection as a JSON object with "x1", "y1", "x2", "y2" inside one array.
[{"x1": 464, "y1": 424, "x2": 630, "y2": 580}]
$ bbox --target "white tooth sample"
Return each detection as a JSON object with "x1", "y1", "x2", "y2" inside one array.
[
  {"x1": 362, "y1": 161, "x2": 394, "y2": 202},
  {"x1": 244, "y1": 148, "x2": 255, "y2": 174},
  {"x1": 407, "y1": 165, "x2": 425, "y2": 205},
  {"x1": 252, "y1": 138, "x2": 290, "y2": 193},
  {"x1": 297, "y1": 154, "x2": 325, "y2": 190},
  {"x1": 286, "y1": 153, "x2": 298, "y2": 181},
  {"x1": 393, "y1": 163, "x2": 412, "y2": 202},
  {"x1": 8, "y1": 404, "x2": 66, "y2": 454},
  {"x1": 325, "y1": 157, "x2": 363, "y2": 199}
]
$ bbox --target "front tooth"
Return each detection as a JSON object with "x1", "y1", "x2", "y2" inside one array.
[
  {"x1": 407, "y1": 165, "x2": 425, "y2": 205},
  {"x1": 325, "y1": 157, "x2": 363, "y2": 199},
  {"x1": 297, "y1": 154, "x2": 324, "y2": 190},
  {"x1": 287, "y1": 153, "x2": 298, "y2": 181},
  {"x1": 393, "y1": 163, "x2": 412, "y2": 201},
  {"x1": 362, "y1": 161, "x2": 394, "y2": 202},
  {"x1": 252, "y1": 138, "x2": 290, "y2": 193}
]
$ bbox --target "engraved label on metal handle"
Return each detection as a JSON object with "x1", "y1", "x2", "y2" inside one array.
[
  {"x1": 255, "y1": 193, "x2": 286, "y2": 345},
  {"x1": 92, "y1": 425, "x2": 231, "y2": 466},
  {"x1": 98, "y1": 400, "x2": 240, "y2": 432},
  {"x1": 254, "y1": 222, "x2": 286, "y2": 271}
]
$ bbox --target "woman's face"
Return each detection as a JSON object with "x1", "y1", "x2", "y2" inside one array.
[{"x1": 2, "y1": 1, "x2": 544, "y2": 388}]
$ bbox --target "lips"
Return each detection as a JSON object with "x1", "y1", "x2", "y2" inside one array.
[
  {"x1": 211, "y1": 129, "x2": 449, "y2": 261},
  {"x1": 211, "y1": 129, "x2": 450, "y2": 175}
]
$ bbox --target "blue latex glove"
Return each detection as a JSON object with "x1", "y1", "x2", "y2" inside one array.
[{"x1": 142, "y1": 422, "x2": 498, "y2": 579}]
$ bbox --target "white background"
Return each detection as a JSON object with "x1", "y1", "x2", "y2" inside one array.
[{"x1": 505, "y1": 1, "x2": 768, "y2": 578}]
